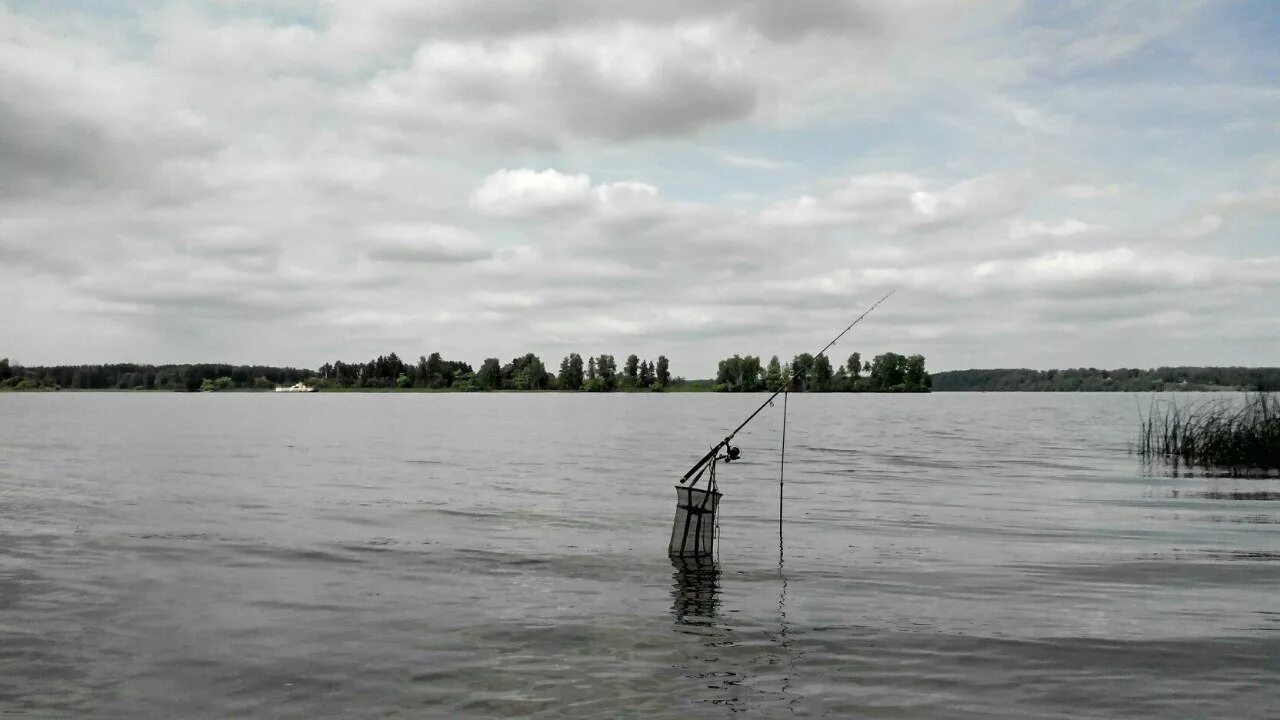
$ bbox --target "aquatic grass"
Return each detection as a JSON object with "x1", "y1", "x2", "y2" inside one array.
[{"x1": 1136, "y1": 392, "x2": 1280, "y2": 473}]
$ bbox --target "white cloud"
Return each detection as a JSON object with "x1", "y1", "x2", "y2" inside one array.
[
  {"x1": 1008, "y1": 219, "x2": 1097, "y2": 240},
  {"x1": 470, "y1": 169, "x2": 593, "y2": 217},
  {"x1": 1170, "y1": 214, "x2": 1224, "y2": 241},
  {"x1": 350, "y1": 23, "x2": 757, "y2": 148},
  {"x1": 470, "y1": 291, "x2": 543, "y2": 310},
  {"x1": 1212, "y1": 187, "x2": 1280, "y2": 213},
  {"x1": 709, "y1": 150, "x2": 789, "y2": 170},
  {"x1": 362, "y1": 224, "x2": 491, "y2": 263},
  {"x1": 760, "y1": 195, "x2": 854, "y2": 227},
  {"x1": 592, "y1": 181, "x2": 661, "y2": 211}
]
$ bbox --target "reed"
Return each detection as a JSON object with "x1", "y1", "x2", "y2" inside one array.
[{"x1": 1136, "y1": 392, "x2": 1280, "y2": 472}]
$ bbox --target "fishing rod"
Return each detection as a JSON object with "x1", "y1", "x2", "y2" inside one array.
[{"x1": 680, "y1": 289, "x2": 895, "y2": 485}]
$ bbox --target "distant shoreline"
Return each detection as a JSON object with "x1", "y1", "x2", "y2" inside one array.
[
  {"x1": 932, "y1": 367, "x2": 1278, "y2": 393},
  {"x1": 0, "y1": 386, "x2": 1265, "y2": 394},
  {"x1": 0, "y1": 385, "x2": 930, "y2": 394},
  {"x1": 3, "y1": 361, "x2": 1276, "y2": 393}
]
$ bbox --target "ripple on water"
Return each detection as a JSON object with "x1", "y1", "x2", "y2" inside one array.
[{"x1": 1, "y1": 392, "x2": 1277, "y2": 718}]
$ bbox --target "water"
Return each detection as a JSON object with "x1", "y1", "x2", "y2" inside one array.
[{"x1": 1, "y1": 392, "x2": 1276, "y2": 718}]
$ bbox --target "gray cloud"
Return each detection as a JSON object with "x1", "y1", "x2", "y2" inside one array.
[
  {"x1": 362, "y1": 224, "x2": 491, "y2": 263},
  {"x1": 327, "y1": 0, "x2": 884, "y2": 45},
  {"x1": 349, "y1": 27, "x2": 758, "y2": 148},
  {"x1": 0, "y1": 0, "x2": 1274, "y2": 374}
]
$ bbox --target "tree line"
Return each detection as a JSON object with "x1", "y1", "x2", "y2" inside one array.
[
  {"x1": 713, "y1": 351, "x2": 931, "y2": 392},
  {"x1": 0, "y1": 352, "x2": 676, "y2": 392},
  {"x1": 931, "y1": 367, "x2": 1280, "y2": 392},
  {"x1": 0, "y1": 358, "x2": 311, "y2": 392},
  {"x1": 314, "y1": 351, "x2": 673, "y2": 391}
]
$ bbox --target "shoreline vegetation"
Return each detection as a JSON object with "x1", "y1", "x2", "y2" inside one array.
[
  {"x1": 2, "y1": 356, "x2": 1275, "y2": 394},
  {"x1": 0, "y1": 351, "x2": 930, "y2": 393},
  {"x1": 1136, "y1": 392, "x2": 1280, "y2": 473},
  {"x1": 933, "y1": 367, "x2": 1280, "y2": 392}
]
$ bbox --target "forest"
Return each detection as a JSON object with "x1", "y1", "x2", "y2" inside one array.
[
  {"x1": 931, "y1": 367, "x2": 1280, "y2": 392},
  {"x1": 311, "y1": 352, "x2": 673, "y2": 391},
  {"x1": 0, "y1": 352, "x2": 676, "y2": 392},
  {"x1": 10, "y1": 355, "x2": 1274, "y2": 394},
  {"x1": 0, "y1": 358, "x2": 312, "y2": 392},
  {"x1": 711, "y1": 352, "x2": 931, "y2": 392}
]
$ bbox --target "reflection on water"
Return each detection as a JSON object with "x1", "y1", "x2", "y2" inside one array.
[
  {"x1": 670, "y1": 556, "x2": 742, "y2": 710},
  {"x1": 774, "y1": 548, "x2": 800, "y2": 714},
  {"x1": 1176, "y1": 490, "x2": 1280, "y2": 500},
  {"x1": 670, "y1": 550, "x2": 806, "y2": 714},
  {"x1": 670, "y1": 555, "x2": 721, "y2": 629}
]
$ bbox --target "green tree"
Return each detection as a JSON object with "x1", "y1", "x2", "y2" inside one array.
[
  {"x1": 638, "y1": 360, "x2": 654, "y2": 387},
  {"x1": 715, "y1": 355, "x2": 764, "y2": 392},
  {"x1": 503, "y1": 353, "x2": 549, "y2": 390},
  {"x1": 563, "y1": 353, "x2": 578, "y2": 386},
  {"x1": 764, "y1": 355, "x2": 783, "y2": 390},
  {"x1": 623, "y1": 354, "x2": 640, "y2": 387},
  {"x1": 423, "y1": 352, "x2": 446, "y2": 388},
  {"x1": 569, "y1": 354, "x2": 584, "y2": 389},
  {"x1": 656, "y1": 355, "x2": 670, "y2": 387},
  {"x1": 789, "y1": 354, "x2": 814, "y2": 392},
  {"x1": 869, "y1": 352, "x2": 906, "y2": 390},
  {"x1": 200, "y1": 376, "x2": 233, "y2": 392},
  {"x1": 413, "y1": 356, "x2": 427, "y2": 386},
  {"x1": 809, "y1": 354, "x2": 834, "y2": 392},
  {"x1": 558, "y1": 353, "x2": 585, "y2": 391},
  {"x1": 596, "y1": 354, "x2": 617, "y2": 391},
  {"x1": 476, "y1": 358, "x2": 502, "y2": 391},
  {"x1": 834, "y1": 366, "x2": 849, "y2": 391},
  {"x1": 903, "y1": 354, "x2": 928, "y2": 390},
  {"x1": 587, "y1": 356, "x2": 597, "y2": 382},
  {"x1": 846, "y1": 352, "x2": 861, "y2": 379}
]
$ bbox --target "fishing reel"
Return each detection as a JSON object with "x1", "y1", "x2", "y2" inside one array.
[{"x1": 682, "y1": 442, "x2": 742, "y2": 488}]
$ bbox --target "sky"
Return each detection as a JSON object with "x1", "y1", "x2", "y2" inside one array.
[{"x1": 0, "y1": 0, "x2": 1277, "y2": 376}]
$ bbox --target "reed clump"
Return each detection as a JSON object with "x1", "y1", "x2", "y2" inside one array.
[{"x1": 1136, "y1": 392, "x2": 1280, "y2": 472}]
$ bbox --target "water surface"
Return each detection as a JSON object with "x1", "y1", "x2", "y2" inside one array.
[{"x1": 1, "y1": 392, "x2": 1276, "y2": 717}]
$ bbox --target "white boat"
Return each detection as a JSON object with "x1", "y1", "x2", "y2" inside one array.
[{"x1": 274, "y1": 382, "x2": 317, "y2": 393}]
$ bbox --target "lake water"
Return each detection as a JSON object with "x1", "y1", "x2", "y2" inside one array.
[{"x1": 1, "y1": 392, "x2": 1276, "y2": 718}]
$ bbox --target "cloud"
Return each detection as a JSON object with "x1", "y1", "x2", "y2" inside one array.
[
  {"x1": 325, "y1": 0, "x2": 884, "y2": 48},
  {"x1": 363, "y1": 224, "x2": 491, "y2": 263},
  {"x1": 0, "y1": 7, "x2": 216, "y2": 198},
  {"x1": 470, "y1": 169, "x2": 593, "y2": 217},
  {"x1": 1170, "y1": 214, "x2": 1224, "y2": 241},
  {"x1": 351, "y1": 24, "x2": 757, "y2": 148},
  {"x1": 1008, "y1": 219, "x2": 1098, "y2": 240},
  {"x1": 753, "y1": 172, "x2": 1036, "y2": 236},
  {"x1": 1211, "y1": 187, "x2": 1280, "y2": 213},
  {"x1": 0, "y1": 0, "x2": 1275, "y2": 372},
  {"x1": 1060, "y1": 183, "x2": 1123, "y2": 200},
  {"x1": 184, "y1": 226, "x2": 278, "y2": 258},
  {"x1": 760, "y1": 195, "x2": 854, "y2": 227},
  {"x1": 709, "y1": 150, "x2": 789, "y2": 170},
  {"x1": 470, "y1": 291, "x2": 543, "y2": 310},
  {"x1": 969, "y1": 247, "x2": 1280, "y2": 299}
]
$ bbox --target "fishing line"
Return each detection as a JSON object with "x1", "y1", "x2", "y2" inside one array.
[
  {"x1": 680, "y1": 289, "x2": 895, "y2": 487},
  {"x1": 671, "y1": 289, "x2": 895, "y2": 559},
  {"x1": 779, "y1": 389, "x2": 788, "y2": 539}
]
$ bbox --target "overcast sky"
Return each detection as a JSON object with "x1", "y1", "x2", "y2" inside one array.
[{"x1": 1, "y1": 1, "x2": 1276, "y2": 375}]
